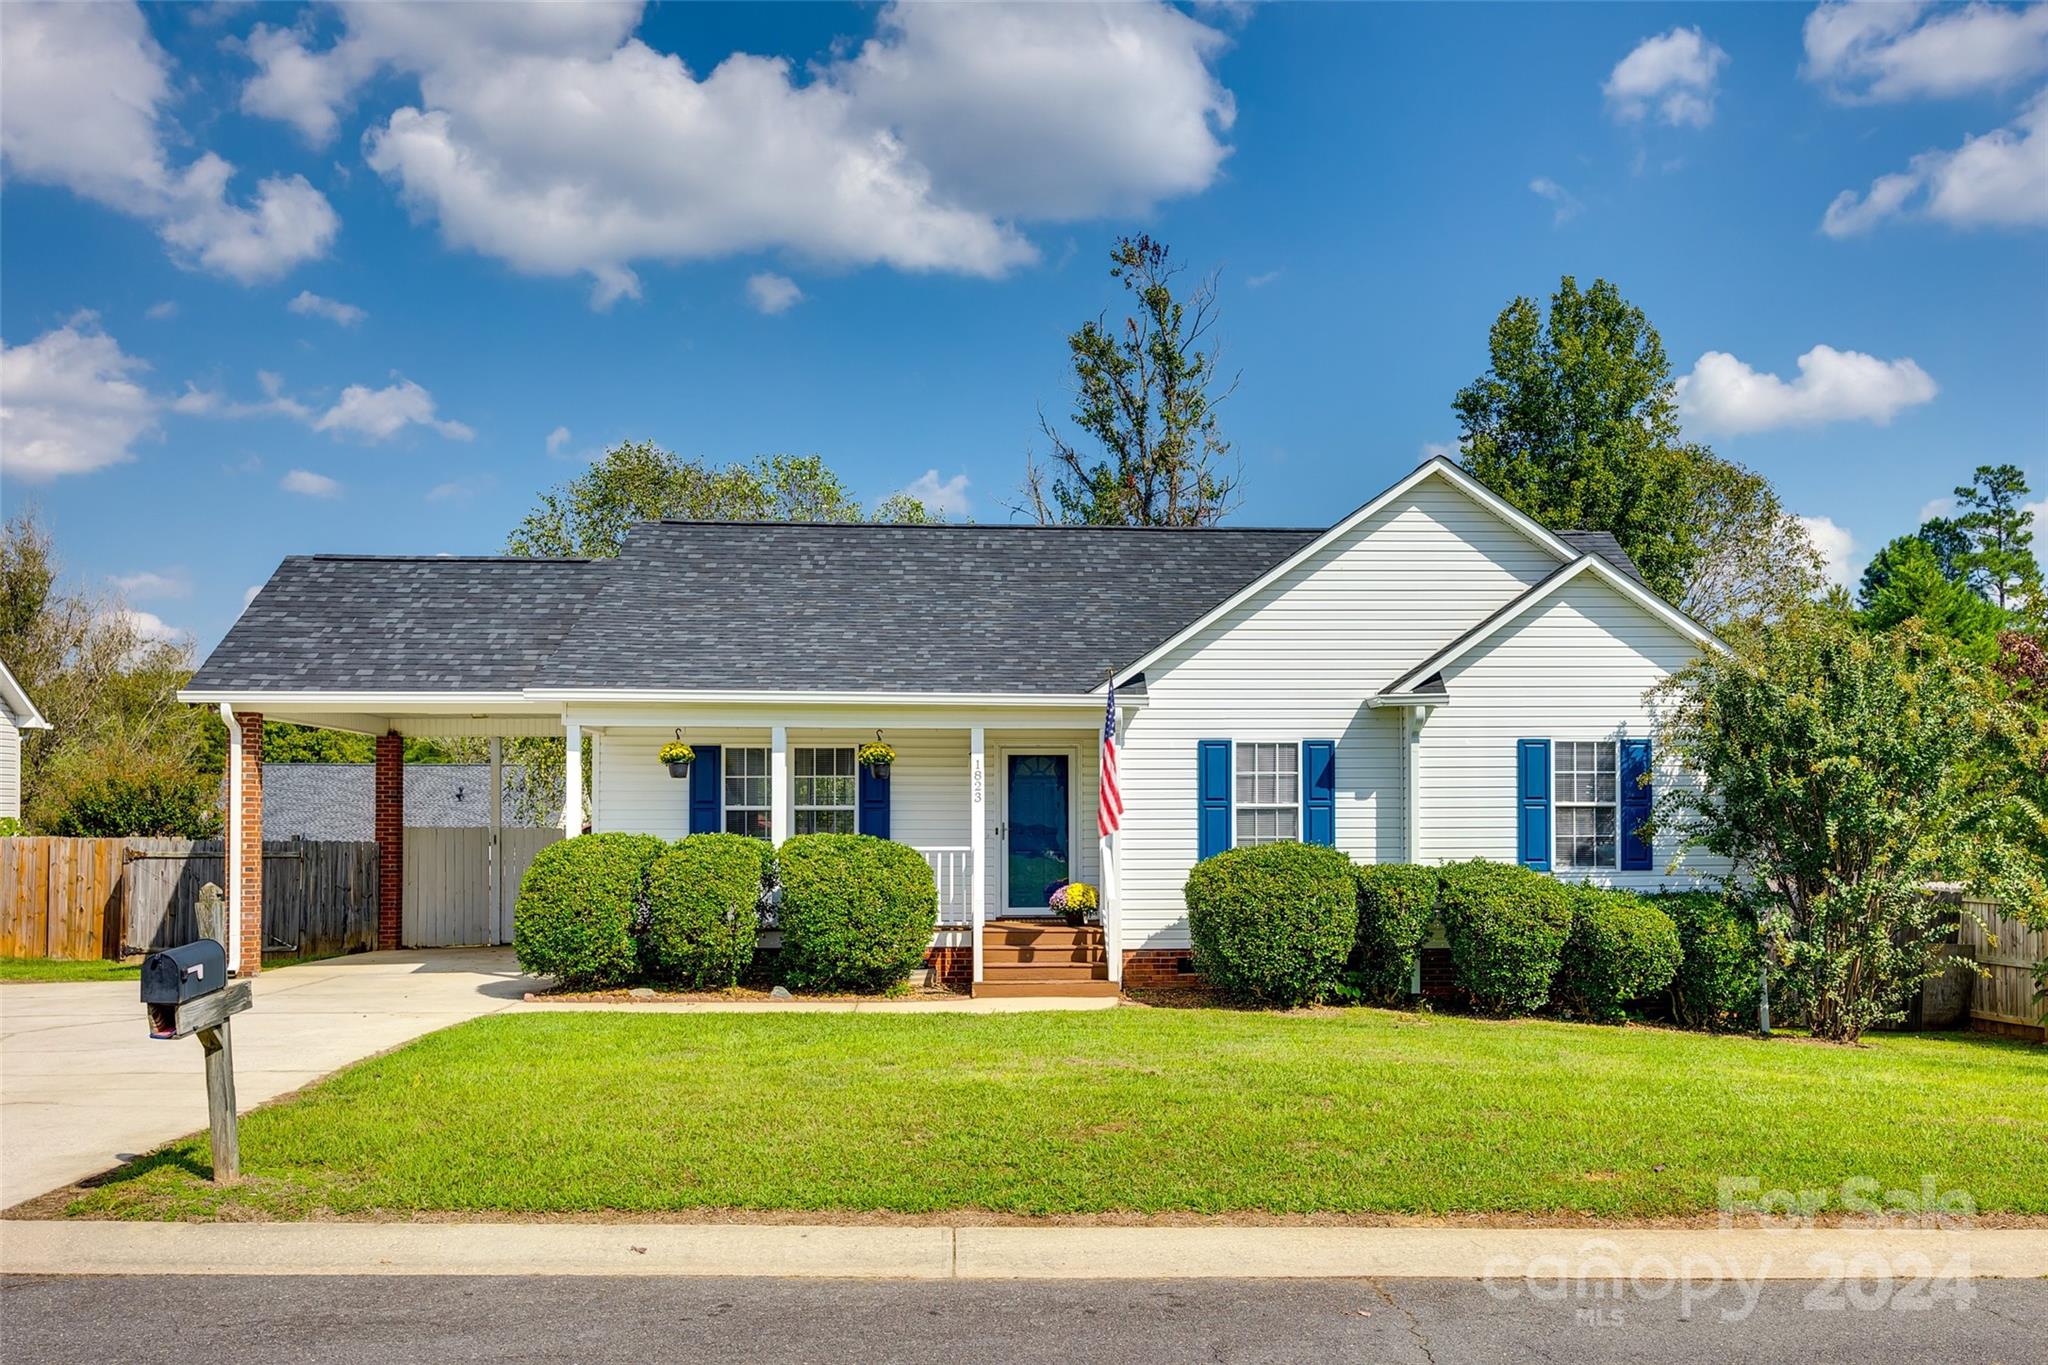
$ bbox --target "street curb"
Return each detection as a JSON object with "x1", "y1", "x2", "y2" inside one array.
[{"x1": 5, "y1": 1222, "x2": 2044, "y2": 1280}]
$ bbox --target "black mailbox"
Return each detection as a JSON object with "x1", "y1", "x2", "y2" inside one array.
[{"x1": 143, "y1": 941, "x2": 226, "y2": 1037}]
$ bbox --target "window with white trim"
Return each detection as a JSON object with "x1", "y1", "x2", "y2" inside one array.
[
  {"x1": 1553, "y1": 741, "x2": 1617, "y2": 869},
  {"x1": 1234, "y1": 742, "x2": 1299, "y2": 846},
  {"x1": 724, "y1": 746, "x2": 770, "y2": 839},
  {"x1": 794, "y1": 746, "x2": 857, "y2": 835}
]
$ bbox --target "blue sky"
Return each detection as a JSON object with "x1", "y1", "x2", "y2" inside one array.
[{"x1": 2, "y1": 1, "x2": 2044, "y2": 653}]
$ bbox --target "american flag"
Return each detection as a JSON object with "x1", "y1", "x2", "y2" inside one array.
[{"x1": 1098, "y1": 677, "x2": 1123, "y2": 837}]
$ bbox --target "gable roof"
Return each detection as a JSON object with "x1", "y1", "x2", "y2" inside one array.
[
  {"x1": 537, "y1": 522, "x2": 1319, "y2": 695},
  {"x1": 1556, "y1": 531, "x2": 1645, "y2": 584},
  {"x1": 187, "y1": 556, "x2": 601, "y2": 694},
  {"x1": 1376, "y1": 553, "x2": 1724, "y2": 702},
  {"x1": 262, "y1": 763, "x2": 546, "y2": 840},
  {"x1": 0, "y1": 660, "x2": 50, "y2": 729}
]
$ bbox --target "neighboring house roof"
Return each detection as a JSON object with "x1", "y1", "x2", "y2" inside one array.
[
  {"x1": 262, "y1": 763, "x2": 543, "y2": 840},
  {"x1": 188, "y1": 557, "x2": 599, "y2": 693},
  {"x1": 0, "y1": 660, "x2": 50, "y2": 729}
]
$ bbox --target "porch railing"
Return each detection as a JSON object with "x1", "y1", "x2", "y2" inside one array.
[{"x1": 917, "y1": 845, "x2": 973, "y2": 927}]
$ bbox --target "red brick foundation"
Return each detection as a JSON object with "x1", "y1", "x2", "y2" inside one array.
[
  {"x1": 233, "y1": 712, "x2": 263, "y2": 975},
  {"x1": 1419, "y1": 947, "x2": 1456, "y2": 1001},
  {"x1": 1121, "y1": 948, "x2": 1203, "y2": 989},
  {"x1": 925, "y1": 945, "x2": 971, "y2": 991},
  {"x1": 375, "y1": 734, "x2": 403, "y2": 950}
]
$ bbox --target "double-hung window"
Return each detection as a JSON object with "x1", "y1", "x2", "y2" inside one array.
[
  {"x1": 723, "y1": 747, "x2": 771, "y2": 839},
  {"x1": 794, "y1": 746, "x2": 857, "y2": 835},
  {"x1": 1553, "y1": 741, "x2": 1617, "y2": 869},
  {"x1": 1234, "y1": 742, "x2": 1299, "y2": 846}
]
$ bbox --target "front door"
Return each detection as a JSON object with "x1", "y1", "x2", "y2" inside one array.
[{"x1": 1004, "y1": 753, "x2": 1071, "y2": 912}]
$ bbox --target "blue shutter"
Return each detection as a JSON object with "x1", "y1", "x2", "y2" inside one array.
[
  {"x1": 1619, "y1": 738, "x2": 1653, "y2": 871},
  {"x1": 1302, "y1": 740, "x2": 1336, "y2": 846},
  {"x1": 1197, "y1": 740, "x2": 1231, "y2": 861},
  {"x1": 1516, "y1": 739, "x2": 1551, "y2": 871},
  {"x1": 859, "y1": 762, "x2": 891, "y2": 839},
  {"x1": 687, "y1": 745, "x2": 722, "y2": 835}
]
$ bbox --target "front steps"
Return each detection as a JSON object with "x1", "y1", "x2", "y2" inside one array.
[{"x1": 971, "y1": 918, "x2": 1120, "y2": 998}]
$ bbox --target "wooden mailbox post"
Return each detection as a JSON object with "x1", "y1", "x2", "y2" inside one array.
[{"x1": 142, "y1": 883, "x2": 253, "y2": 1182}]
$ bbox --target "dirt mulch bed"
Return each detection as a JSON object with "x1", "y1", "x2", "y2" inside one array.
[{"x1": 525, "y1": 984, "x2": 970, "y2": 1005}]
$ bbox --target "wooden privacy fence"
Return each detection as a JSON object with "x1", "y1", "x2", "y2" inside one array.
[
  {"x1": 1, "y1": 836, "x2": 378, "y2": 962},
  {"x1": 1960, "y1": 897, "x2": 2047, "y2": 1040}
]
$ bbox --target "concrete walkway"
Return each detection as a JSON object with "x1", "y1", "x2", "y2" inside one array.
[
  {"x1": 4, "y1": 1221, "x2": 2044, "y2": 1281},
  {"x1": 0, "y1": 949, "x2": 531, "y2": 1209}
]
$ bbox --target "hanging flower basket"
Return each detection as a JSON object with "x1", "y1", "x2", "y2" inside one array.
[
  {"x1": 857, "y1": 739, "x2": 896, "y2": 779},
  {"x1": 658, "y1": 741, "x2": 695, "y2": 778}
]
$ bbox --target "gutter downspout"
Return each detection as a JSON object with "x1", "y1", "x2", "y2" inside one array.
[{"x1": 218, "y1": 703, "x2": 242, "y2": 975}]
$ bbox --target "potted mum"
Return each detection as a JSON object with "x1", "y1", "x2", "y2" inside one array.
[
  {"x1": 1049, "y1": 881, "x2": 1098, "y2": 927},
  {"x1": 857, "y1": 739, "x2": 896, "y2": 780},
  {"x1": 658, "y1": 740, "x2": 695, "y2": 779}
]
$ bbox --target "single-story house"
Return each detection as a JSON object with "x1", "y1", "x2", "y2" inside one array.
[
  {"x1": 263, "y1": 763, "x2": 544, "y2": 841},
  {"x1": 180, "y1": 456, "x2": 1727, "y2": 988},
  {"x1": 1, "y1": 660, "x2": 51, "y2": 824}
]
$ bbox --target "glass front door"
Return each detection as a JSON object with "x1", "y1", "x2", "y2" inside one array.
[{"x1": 1005, "y1": 754, "x2": 1070, "y2": 910}]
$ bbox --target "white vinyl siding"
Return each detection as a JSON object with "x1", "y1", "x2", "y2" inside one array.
[
  {"x1": 0, "y1": 716, "x2": 18, "y2": 822},
  {"x1": 1233, "y1": 742, "x2": 1298, "y2": 846}
]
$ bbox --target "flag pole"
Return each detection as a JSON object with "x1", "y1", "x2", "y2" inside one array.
[{"x1": 1100, "y1": 664, "x2": 1121, "y2": 986}]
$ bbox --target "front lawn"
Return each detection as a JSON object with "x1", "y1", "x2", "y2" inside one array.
[
  {"x1": 59, "y1": 1008, "x2": 2046, "y2": 1221},
  {"x1": 0, "y1": 957, "x2": 140, "y2": 984}
]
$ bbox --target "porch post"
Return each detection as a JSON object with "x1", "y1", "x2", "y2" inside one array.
[
  {"x1": 969, "y1": 724, "x2": 985, "y2": 985},
  {"x1": 221, "y1": 708, "x2": 264, "y2": 975},
  {"x1": 770, "y1": 725, "x2": 789, "y2": 845},
  {"x1": 374, "y1": 732, "x2": 403, "y2": 951},
  {"x1": 562, "y1": 721, "x2": 583, "y2": 837},
  {"x1": 488, "y1": 736, "x2": 504, "y2": 942}
]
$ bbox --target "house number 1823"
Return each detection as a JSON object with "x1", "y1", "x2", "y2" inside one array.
[{"x1": 972, "y1": 761, "x2": 984, "y2": 805}]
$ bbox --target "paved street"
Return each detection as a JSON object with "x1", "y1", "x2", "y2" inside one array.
[
  {"x1": 4, "y1": 1275, "x2": 2041, "y2": 1364},
  {"x1": 0, "y1": 950, "x2": 529, "y2": 1208}
]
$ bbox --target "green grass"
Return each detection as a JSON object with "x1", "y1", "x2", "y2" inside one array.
[
  {"x1": 62, "y1": 1008, "x2": 2047, "y2": 1221},
  {"x1": 0, "y1": 956, "x2": 140, "y2": 983}
]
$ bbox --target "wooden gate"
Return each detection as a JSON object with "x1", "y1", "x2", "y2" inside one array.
[
  {"x1": 1959, "y1": 898, "x2": 2046, "y2": 1040},
  {"x1": 402, "y1": 826, "x2": 560, "y2": 947}
]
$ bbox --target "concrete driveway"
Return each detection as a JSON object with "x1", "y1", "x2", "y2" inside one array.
[{"x1": 0, "y1": 949, "x2": 533, "y2": 1209}]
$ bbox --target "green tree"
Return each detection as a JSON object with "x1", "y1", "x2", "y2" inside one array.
[
  {"x1": 1025, "y1": 235, "x2": 1239, "y2": 526},
  {"x1": 1952, "y1": 464, "x2": 2041, "y2": 611},
  {"x1": 1858, "y1": 537, "x2": 2006, "y2": 660},
  {"x1": 1455, "y1": 276, "x2": 1823, "y2": 621},
  {"x1": 1857, "y1": 519, "x2": 1972, "y2": 606},
  {"x1": 1652, "y1": 607, "x2": 2036, "y2": 1041}
]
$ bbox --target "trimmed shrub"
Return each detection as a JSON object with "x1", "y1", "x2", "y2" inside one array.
[
  {"x1": 1434, "y1": 860, "x2": 1574, "y2": 1014},
  {"x1": 513, "y1": 833, "x2": 666, "y2": 988},
  {"x1": 1553, "y1": 887, "x2": 1683, "y2": 1022},
  {"x1": 643, "y1": 834, "x2": 772, "y2": 989},
  {"x1": 1185, "y1": 842, "x2": 1359, "y2": 1007},
  {"x1": 1655, "y1": 891, "x2": 1763, "y2": 1031},
  {"x1": 776, "y1": 833, "x2": 937, "y2": 993},
  {"x1": 1348, "y1": 863, "x2": 1439, "y2": 1002}
]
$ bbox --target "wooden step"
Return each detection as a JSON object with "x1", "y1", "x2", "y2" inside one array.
[
  {"x1": 971, "y1": 979, "x2": 1122, "y2": 999},
  {"x1": 980, "y1": 961, "x2": 1107, "y2": 981},
  {"x1": 981, "y1": 944, "x2": 1108, "y2": 966}
]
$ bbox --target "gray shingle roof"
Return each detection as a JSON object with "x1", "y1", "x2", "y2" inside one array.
[
  {"x1": 189, "y1": 557, "x2": 599, "y2": 692},
  {"x1": 536, "y1": 522, "x2": 1322, "y2": 693},
  {"x1": 262, "y1": 764, "x2": 545, "y2": 840},
  {"x1": 1557, "y1": 531, "x2": 1646, "y2": 584}
]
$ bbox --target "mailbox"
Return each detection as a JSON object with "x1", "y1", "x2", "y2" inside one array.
[{"x1": 142, "y1": 941, "x2": 249, "y2": 1039}]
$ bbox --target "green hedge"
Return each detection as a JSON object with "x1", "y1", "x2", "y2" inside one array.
[
  {"x1": 1434, "y1": 860, "x2": 1574, "y2": 1014},
  {"x1": 1553, "y1": 887, "x2": 1683, "y2": 1022},
  {"x1": 643, "y1": 834, "x2": 771, "y2": 989},
  {"x1": 1186, "y1": 842, "x2": 1359, "y2": 1007},
  {"x1": 1349, "y1": 863, "x2": 1439, "y2": 1003},
  {"x1": 1654, "y1": 891, "x2": 1763, "y2": 1031},
  {"x1": 776, "y1": 834, "x2": 937, "y2": 993},
  {"x1": 512, "y1": 833, "x2": 667, "y2": 988}
]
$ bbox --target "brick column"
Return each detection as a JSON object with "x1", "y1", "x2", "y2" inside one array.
[
  {"x1": 375, "y1": 733, "x2": 404, "y2": 950},
  {"x1": 234, "y1": 712, "x2": 264, "y2": 975}
]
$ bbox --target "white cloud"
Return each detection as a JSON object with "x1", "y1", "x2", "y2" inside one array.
[
  {"x1": 546, "y1": 425, "x2": 572, "y2": 455},
  {"x1": 425, "y1": 475, "x2": 494, "y2": 502},
  {"x1": 1917, "y1": 496, "x2": 1957, "y2": 523},
  {"x1": 745, "y1": 272, "x2": 804, "y2": 315},
  {"x1": 1803, "y1": 0, "x2": 2048, "y2": 102},
  {"x1": 1421, "y1": 441, "x2": 1461, "y2": 462},
  {"x1": 892, "y1": 468, "x2": 972, "y2": 517},
  {"x1": 1528, "y1": 176, "x2": 1583, "y2": 224},
  {"x1": 107, "y1": 607, "x2": 186, "y2": 646},
  {"x1": 112, "y1": 570, "x2": 190, "y2": 600},
  {"x1": 1677, "y1": 345, "x2": 1938, "y2": 434},
  {"x1": 287, "y1": 290, "x2": 367, "y2": 326},
  {"x1": 144, "y1": 301, "x2": 177, "y2": 321},
  {"x1": 0, "y1": 2, "x2": 337, "y2": 283},
  {"x1": 241, "y1": 584, "x2": 263, "y2": 609},
  {"x1": 1823, "y1": 90, "x2": 2048, "y2": 235},
  {"x1": 1245, "y1": 269, "x2": 1281, "y2": 288},
  {"x1": 1605, "y1": 26, "x2": 1728, "y2": 128},
  {"x1": 280, "y1": 468, "x2": 341, "y2": 498},
  {"x1": 1798, "y1": 515, "x2": 1858, "y2": 588},
  {"x1": 169, "y1": 368, "x2": 313, "y2": 422},
  {"x1": 313, "y1": 378, "x2": 474, "y2": 443},
  {"x1": 0, "y1": 315, "x2": 158, "y2": 482},
  {"x1": 240, "y1": 2, "x2": 1234, "y2": 307}
]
